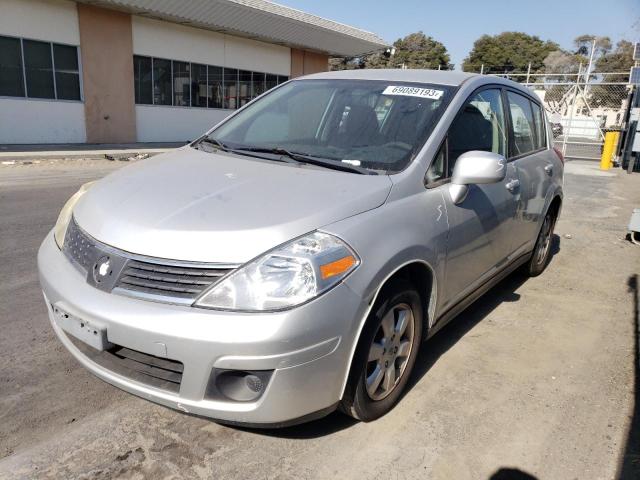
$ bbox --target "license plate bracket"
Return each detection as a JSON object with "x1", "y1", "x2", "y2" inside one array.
[{"x1": 53, "y1": 305, "x2": 113, "y2": 351}]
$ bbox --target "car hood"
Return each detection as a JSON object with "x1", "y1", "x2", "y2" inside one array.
[{"x1": 73, "y1": 147, "x2": 392, "y2": 263}]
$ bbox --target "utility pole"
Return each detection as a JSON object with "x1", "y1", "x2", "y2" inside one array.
[
  {"x1": 480, "y1": 64, "x2": 484, "y2": 75},
  {"x1": 584, "y1": 38, "x2": 597, "y2": 96},
  {"x1": 563, "y1": 63, "x2": 583, "y2": 158},
  {"x1": 586, "y1": 38, "x2": 596, "y2": 82},
  {"x1": 526, "y1": 63, "x2": 532, "y2": 85}
]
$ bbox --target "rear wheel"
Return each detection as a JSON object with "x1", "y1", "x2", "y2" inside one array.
[
  {"x1": 524, "y1": 208, "x2": 557, "y2": 277},
  {"x1": 341, "y1": 279, "x2": 423, "y2": 421}
]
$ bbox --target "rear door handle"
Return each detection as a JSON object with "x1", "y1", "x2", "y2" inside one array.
[
  {"x1": 505, "y1": 179, "x2": 520, "y2": 192},
  {"x1": 544, "y1": 164, "x2": 553, "y2": 175}
]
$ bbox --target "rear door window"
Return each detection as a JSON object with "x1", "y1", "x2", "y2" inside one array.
[{"x1": 507, "y1": 91, "x2": 536, "y2": 157}]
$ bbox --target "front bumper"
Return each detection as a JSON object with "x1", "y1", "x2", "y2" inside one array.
[{"x1": 38, "y1": 231, "x2": 366, "y2": 425}]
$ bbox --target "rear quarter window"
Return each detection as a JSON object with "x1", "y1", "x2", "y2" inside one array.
[{"x1": 530, "y1": 101, "x2": 547, "y2": 149}]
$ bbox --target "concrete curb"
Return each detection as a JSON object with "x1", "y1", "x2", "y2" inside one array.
[{"x1": 0, "y1": 148, "x2": 176, "y2": 162}]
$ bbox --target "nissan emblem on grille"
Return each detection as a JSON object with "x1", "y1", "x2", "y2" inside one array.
[{"x1": 93, "y1": 256, "x2": 112, "y2": 284}]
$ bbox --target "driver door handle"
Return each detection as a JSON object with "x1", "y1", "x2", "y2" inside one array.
[{"x1": 505, "y1": 178, "x2": 520, "y2": 193}]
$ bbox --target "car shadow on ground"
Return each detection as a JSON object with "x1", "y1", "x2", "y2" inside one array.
[
  {"x1": 232, "y1": 235, "x2": 561, "y2": 440},
  {"x1": 618, "y1": 273, "x2": 639, "y2": 479},
  {"x1": 488, "y1": 468, "x2": 538, "y2": 479}
]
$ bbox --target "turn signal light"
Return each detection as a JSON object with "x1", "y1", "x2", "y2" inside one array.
[{"x1": 320, "y1": 255, "x2": 357, "y2": 280}]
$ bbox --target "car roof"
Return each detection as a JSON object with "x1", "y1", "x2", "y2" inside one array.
[{"x1": 298, "y1": 69, "x2": 478, "y2": 86}]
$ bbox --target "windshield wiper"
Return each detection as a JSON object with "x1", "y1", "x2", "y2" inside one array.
[
  {"x1": 233, "y1": 147, "x2": 376, "y2": 175},
  {"x1": 195, "y1": 137, "x2": 299, "y2": 164},
  {"x1": 195, "y1": 137, "x2": 229, "y2": 151}
]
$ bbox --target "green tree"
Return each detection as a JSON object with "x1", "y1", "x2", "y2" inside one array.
[
  {"x1": 330, "y1": 32, "x2": 450, "y2": 71},
  {"x1": 384, "y1": 32, "x2": 450, "y2": 69},
  {"x1": 462, "y1": 32, "x2": 559, "y2": 74},
  {"x1": 590, "y1": 40, "x2": 635, "y2": 109},
  {"x1": 595, "y1": 40, "x2": 634, "y2": 74},
  {"x1": 573, "y1": 35, "x2": 612, "y2": 58}
]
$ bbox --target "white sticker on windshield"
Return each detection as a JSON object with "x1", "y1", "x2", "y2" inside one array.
[{"x1": 382, "y1": 85, "x2": 444, "y2": 100}]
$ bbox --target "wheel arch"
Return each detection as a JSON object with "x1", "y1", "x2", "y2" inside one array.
[
  {"x1": 549, "y1": 194, "x2": 562, "y2": 218},
  {"x1": 339, "y1": 259, "x2": 437, "y2": 399}
]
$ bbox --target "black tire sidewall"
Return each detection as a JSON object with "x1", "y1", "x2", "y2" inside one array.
[
  {"x1": 527, "y1": 210, "x2": 557, "y2": 277},
  {"x1": 344, "y1": 279, "x2": 423, "y2": 422}
]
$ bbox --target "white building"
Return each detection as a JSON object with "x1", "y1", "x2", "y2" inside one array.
[{"x1": 0, "y1": 0, "x2": 387, "y2": 144}]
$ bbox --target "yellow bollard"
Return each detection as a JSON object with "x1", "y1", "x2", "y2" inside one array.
[{"x1": 600, "y1": 131, "x2": 620, "y2": 170}]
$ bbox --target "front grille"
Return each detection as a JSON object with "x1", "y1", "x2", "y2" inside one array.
[
  {"x1": 70, "y1": 336, "x2": 183, "y2": 393},
  {"x1": 64, "y1": 218, "x2": 99, "y2": 272},
  {"x1": 63, "y1": 218, "x2": 235, "y2": 304},
  {"x1": 116, "y1": 260, "x2": 231, "y2": 299}
]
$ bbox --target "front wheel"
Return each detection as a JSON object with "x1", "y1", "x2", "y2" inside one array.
[
  {"x1": 341, "y1": 279, "x2": 423, "y2": 422},
  {"x1": 524, "y1": 208, "x2": 557, "y2": 277}
]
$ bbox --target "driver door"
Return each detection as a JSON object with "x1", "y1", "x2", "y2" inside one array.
[{"x1": 431, "y1": 87, "x2": 520, "y2": 310}]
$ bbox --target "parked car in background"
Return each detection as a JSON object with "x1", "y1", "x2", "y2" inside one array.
[
  {"x1": 552, "y1": 122, "x2": 563, "y2": 137},
  {"x1": 38, "y1": 70, "x2": 564, "y2": 426}
]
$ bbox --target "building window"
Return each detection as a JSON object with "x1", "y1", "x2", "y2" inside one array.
[
  {"x1": 238, "y1": 70, "x2": 252, "y2": 108},
  {"x1": 0, "y1": 36, "x2": 24, "y2": 97},
  {"x1": 133, "y1": 55, "x2": 152, "y2": 104},
  {"x1": 252, "y1": 72, "x2": 265, "y2": 100},
  {"x1": 173, "y1": 60, "x2": 190, "y2": 106},
  {"x1": 266, "y1": 73, "x2": 278, "y2": 91},
  {"x1": 53, "y1": 44, "x2": 81, "y2": 100},
  {"x1": 23, "y1": 39, "x2": 55, "y2": 99},
  {"x1": 132, "y1": 54, "x2": 286, "y2": 110},
  {"x1": 0, "y1": 35, "x2": 81, "y2": 101},
  {"x1": 224, "y1": 67, "x2": 238, "y2": 109},
  {"x1": 153, "y1": 58, "x2": 172, "y2": 106},
  {"x1": 191, "y1": 63, "x2": 207, "y2": 108},
  {"x1": 208, "y1": 66, "x2": 223, "y2": 109}
]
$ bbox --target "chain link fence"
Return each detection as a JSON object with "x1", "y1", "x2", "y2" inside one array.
[{"x1": 491, "y1": 71, "x2": 631, "y2": 160}]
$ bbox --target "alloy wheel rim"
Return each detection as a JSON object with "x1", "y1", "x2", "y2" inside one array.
[
  {"x1": 535, "y1": 214, "x2": 553, "y2": 266},
  {"x1": 365, "y1": 303, "x2": 415, "y2": 401}
]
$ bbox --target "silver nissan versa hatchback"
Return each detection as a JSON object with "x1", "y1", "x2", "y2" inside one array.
[{"x1": 38, "y1": 69, "x2": 563, "y2": 426}]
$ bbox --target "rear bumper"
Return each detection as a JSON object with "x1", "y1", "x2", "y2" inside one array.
[{"x1": 38, "y1": 231, "x2": 367, "y2": 425}]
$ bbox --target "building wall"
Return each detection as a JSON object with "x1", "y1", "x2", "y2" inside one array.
[
  {"x1": 290, "y1": 48, "x2": 329, "y2": 78},
  {"x1": 131, "y1": 16, "x2": 291, "y2": 142},
  {"x1": 0, "y1": 98, "x2": 86, "y2": 144},
  {"x1": 0, "y1": 0, "x2": 79, "y2": 44},
  {"x1": 0, "y1": 0, "x2": 86, "y2": 144},
  {"x1": 78, "y1": 4, "x2": 137, "y2": 143},
  {"x1": 135, "y1": 106, "x2": 230, "y2": 143}
]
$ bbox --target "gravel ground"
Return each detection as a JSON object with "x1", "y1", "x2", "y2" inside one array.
[{"x1": 0, "y1": 158, "x2": 638, "y2": 479}]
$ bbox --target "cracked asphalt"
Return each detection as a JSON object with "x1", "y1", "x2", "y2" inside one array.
[{"x1": 0, "y1": 158, "x2": 638, "y2": 479}]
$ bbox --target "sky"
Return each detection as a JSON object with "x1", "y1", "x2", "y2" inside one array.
[{"x1": 276, "y1": 0, "x2": 640, "y2": 69}]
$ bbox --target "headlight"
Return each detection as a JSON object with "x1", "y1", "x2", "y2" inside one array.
[
  {"x1": 53, "y1": 181, "x2": 95, "y2": 249},
  {"x1": 194, "y1": 232, "x2": 359, "y2": 311}
]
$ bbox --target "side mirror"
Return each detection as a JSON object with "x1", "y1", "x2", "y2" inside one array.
[{"x1": 449, "y1": 151, "x2": 507, "y2": 204}]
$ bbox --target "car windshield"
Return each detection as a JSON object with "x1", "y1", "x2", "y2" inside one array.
[{"x1": 201, "y1": 79, "x2": 456, "y2": 174}]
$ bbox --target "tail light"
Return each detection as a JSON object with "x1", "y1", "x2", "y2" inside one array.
[{"x1": 553, "y1": 146, "x2": 565, "y2": 164}]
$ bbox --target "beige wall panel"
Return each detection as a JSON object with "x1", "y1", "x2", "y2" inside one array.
[
  {"x1": 78, "y1": 4, "x2": 136, "y2": 143},
  {"x1": 303, "y1": 51, "x2": 329, "y2": 74},
  {"x1": 290, "y1": 48, "x2": 305, "y2": 78}
]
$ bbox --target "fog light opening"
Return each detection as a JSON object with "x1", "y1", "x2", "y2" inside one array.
[{"x1": 207, "y1": 369, "x2": 273, "y2": 402}]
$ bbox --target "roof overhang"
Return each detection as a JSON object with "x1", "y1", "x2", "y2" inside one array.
[{"x1": 77, "y1": 0, "x2": 389, "y2": 56}]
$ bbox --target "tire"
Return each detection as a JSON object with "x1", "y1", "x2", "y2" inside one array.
[
  {"x1": 340, "y1": 278, "x2": 423, "y2": 422},
  {"x1": 524, "y1": 207, "x2": 557, "y2": 277}
]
